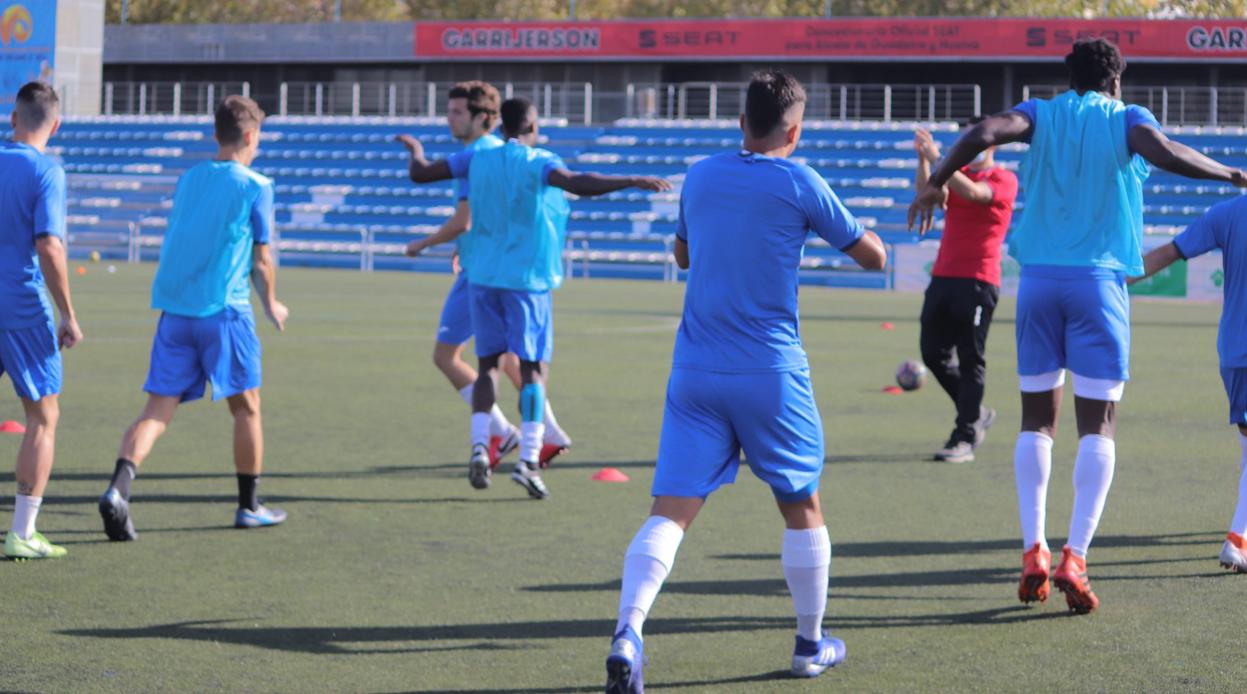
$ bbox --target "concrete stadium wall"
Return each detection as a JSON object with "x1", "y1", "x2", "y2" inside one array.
[{"x1": 55, "y1": 0, "x2": 105, "y2": 116}]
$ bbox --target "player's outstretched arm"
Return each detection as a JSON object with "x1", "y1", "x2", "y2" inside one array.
[
  {"x1": 251, "y1": 243, "x2": 288, "y2": 331},
  {"x1": 1129, "y1": 242, "x2": 1183, "y2": 285},
  {"x1": 395, "y1": 134, "x2": 453, "y2": 184},
  {"x1": 1128, "y1": 125, "x2": 1247, "y2": 186},
  {"x1": 845, "y1": 230, "x2": 887, "y2": 270},
  {"x1": 407, "y1": 200, "x2": 470, "y2": 257},
  {"x1": 908, "y1": 112, "x2": 1031, "y2": 234},
  {"x1": 547, "y1": 169, "x2": 672, "y2": 197},
  {"x1": 35, "y1": 235, "x2": 82, "y2": 349}
]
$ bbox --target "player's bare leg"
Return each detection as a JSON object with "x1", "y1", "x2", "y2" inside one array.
[
  {"x1": 99, "y1": 394, "x2": 179, "y2": 541},
  {"x1": 227, "y1": 388, "x2": 285, "y2": 528},
  {"x1": 468, "y1": 353, "x2": 503, "y2": 488},
  {"x1": 442, "y1": 341, "x2": 519, "y2": 468},
  {"x1": 5, "y1": 395, "x2": 67, "y2": 559},
  {"x1": 1016, "y1": 387, "x2": 1059, "y2": 603},
  {"x1": 1221, "y1": 424, "x2": 1247, "y2": 572}
]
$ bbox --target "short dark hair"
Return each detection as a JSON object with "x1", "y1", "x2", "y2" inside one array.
[
  {"x1": 14, "y1": 82, "x2": 59, "y2": 131},
  {"x1": 744, "y1": 71, "x2": 807, "y2": 138},
  {"x1": 500, "y1": 97, "x2": 536, "y2": 138},
  {"x1": 448, "y1": 80, "x2": 501, "y2": 130},
  {"x1": 214, "y1": 95, "x2": 265, "y2": 146},
  {"x1": 1065, "y1": 38, "x2": 1126, "y2": 93}
]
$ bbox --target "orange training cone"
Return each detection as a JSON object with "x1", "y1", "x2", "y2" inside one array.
[
  {"x1": 881, "y1": 322, "x2": 895, "y2": 330},
  {"x1": 1, "y1": 420, "x2": 26, "y2": 434},
  {"x1": 881, "y1": 386, "x2": 903, "y2": 395},
  {"x1": 592, "y1": 467, "x2": 630, "y2": 483}
]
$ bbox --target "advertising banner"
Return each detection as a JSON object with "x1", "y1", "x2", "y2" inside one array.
[
  {"x1": 0, "y1": 1, "x2": 55, "y2": 114},
  {"x1": 415, "y1": 18, "x2": 1247, "y2": 62}
]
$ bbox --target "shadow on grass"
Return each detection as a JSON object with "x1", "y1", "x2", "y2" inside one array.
[
  {"x1": 57, "y1": 615, "x2": 791, "y2": 656},
  {"x1": 32, "y1": 493, "x2": 532, "y2": 507},
  {"x1": 419, "y1": 669, "x2": 794, "y2": 693}
]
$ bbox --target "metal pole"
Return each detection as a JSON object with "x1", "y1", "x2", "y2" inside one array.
[
  {"x1": 172, "y1": 83, "x2": 182, "y2": 117},
  {"x1": 351, "y1": 83, "x2": 361, "y2": 117},
  {"x1": 280, "y1": 83, "x2": 289, "y2": 116},
  {"x1": 427, "y1": 82, "x2": 437, "y2": 116},
  {"x1": 242, "y1": 82, "x2": 251, "y2": 99},
  {"x1": 389, "y1": 83, "x2": 397, "y2": 117},
  {"x1": 121, "y1": 0, "x2": 129, "y2": 24},
  {"x1": 973, "y1": 85, "x2": 982, "y2": 117},
  {"x1": 839, "y1": 85, "x2": 847, "y2": 121},
  {"x1": 1211, "y1": 86, "x2": 1219, "y2": 127},
  {"x1": 138, "y1": 83, "x2": 147, "y2": 115},
  {"x1": 104, "y1": 83, "x2": 114, "y2": 115},
  {"x1": 625, "y1": 83, "x2": 634, "y2": 118},
  {"x1": 584, "y1": 82, "x2": 593, "y2": 124},
  {"x1": 709, "y1": 84, "x2": 718, "y2": 120},
  {"x1": 927, "y1": 86, "x2": 935, "y2": 122},
  {"x1": 544, "y1": 84, "x2": 552, "y2": 119},
  {"x1": 883, "y1": 85, "x2": 892, "y2": 122},
  {"x1": 569, "y1": 0, "x2": 577, "y2": 19},
  {"x1": 824, "y1": 0, "x2": 832, "y2": 17},
  {"x1": 315, "y1": 83, "x2": 323, "y2": 117},
  {"x1": 206, "y1": 83, "x2": 215, "y2": 113},
  {"x1": 334, "y1": 0, "x2": 342, "y2": 22}
]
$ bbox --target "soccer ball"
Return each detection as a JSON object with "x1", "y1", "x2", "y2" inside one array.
[{"x1": 895, "y1": 360, "x2": 928, "y2": 391}]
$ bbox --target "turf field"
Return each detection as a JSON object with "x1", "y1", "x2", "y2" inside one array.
[{"x1": 2, "y1": 265, "x2": 1239, "y2": 692}]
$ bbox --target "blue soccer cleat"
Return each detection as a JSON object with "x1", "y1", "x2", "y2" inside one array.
[
  {"x1": 605, "y1": 625, "x2": 644, "y2": 693},
  {"x1": 234, "y1": 504, "x2": 287, "y2": 529},
  {"x1": 791, "y1": 632, "x2": 846, "y2": 678}
]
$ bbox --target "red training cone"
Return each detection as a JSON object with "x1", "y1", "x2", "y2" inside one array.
[
  {"x1": 1, "y1": 420, "x2": 26, "y2": 433},
  {"x1": 881, "y1": 322, "x2": 895, "y2": 330},
  {"x1": 592, "y1": 467, "x2": 630, "y2": 483},
  {"x1": 881, "y1": 386, "x2": 903, "y2": 395}
]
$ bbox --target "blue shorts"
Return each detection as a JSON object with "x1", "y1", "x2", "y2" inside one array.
[
  {"x1": 469, "y1": 285, "x2": 553, "y2": 362},
  {"x1": 1221, "y1": 367, "x2": 1247, "y2": 426},
  {"x1": 0, "y1": 322, "x2": 61, "y2": 401},
  {"x1": 1015, "y1": 265, "x2": 1130, "y2": 381},
  {"x1": 653, "y1": 368, "x2": 824, "y2": 503},
  {"x1": 436, "y1": 273, "x2": 474, "y2": 346},
  {"x1": 144, "y1": 307, "x2": 262, "y2": 403}
]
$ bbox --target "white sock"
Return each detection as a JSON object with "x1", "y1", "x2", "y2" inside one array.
[
  {"x1": 460, "y1": 385, "x2": 513, "y2": 437},
  {"x1": 11, "y1": 494, "x2": 42, "y2": 541},
  {"x1": 1067, "y1": 434, "x2": 1116, "y2": 558},
  {"x1": 782, "y1": 526, "x2": 831, "y2": 642},
  {"x1": 1014, "y1": 431, "x2": 1053, "y2": 550},
  {"x1": 520, "y1": 421, "x2": 544, "y2": 463},
  {"x1": 543, "y1": 401, "x2": 571, "y2": 446},
  {"x1": 616, "y1": 516, "x2": 684, "y2": 639},
  {"x1": 1230, "y1": 433, "x2": 1247, "y2": 536},
  {"x1": 470, "y1": 412, "x2": 491, "y2": 448}
]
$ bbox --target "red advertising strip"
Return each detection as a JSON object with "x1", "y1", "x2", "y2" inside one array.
[{"x1": 414, "y1": 18, "x2": 1247, "y2": 61}]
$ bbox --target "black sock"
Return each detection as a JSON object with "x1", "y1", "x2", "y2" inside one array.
[
  {"x1": 110, "y1": 458, "x2": 137, "y2": 501},
  {"x1": 237, "y1": 474, "x2": 259, "y2": 511}
]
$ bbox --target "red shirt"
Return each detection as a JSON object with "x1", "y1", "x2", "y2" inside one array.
[{"x1": 931, "y1": 165, "x2": 1018, "y2": 286}]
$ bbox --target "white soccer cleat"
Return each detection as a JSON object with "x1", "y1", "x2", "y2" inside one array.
[
  {"x1": 1220, "y1": 533, "x2": 1247, "y2": 573},
  {"x1": 468, "y1": 443, "x2": 491, "y2": 490}
]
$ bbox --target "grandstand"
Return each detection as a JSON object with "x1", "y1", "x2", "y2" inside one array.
[{"x1": 18, "y1": 110, "x2": 1246, "y2": 292}]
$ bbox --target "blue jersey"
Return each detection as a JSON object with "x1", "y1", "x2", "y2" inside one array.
[
  {"x1": 453, "y1": 133, "x2": 504, "y2": 202},
  {"x1": 0, "y1": 141, "x2": 66, "y2": 329},
  {"x1": 1009, "y1": 91, "x2": 1160, "y2": 275},
  {"x1": 152, "y1": 161, "x2": 274, "y2": 318},
  {"x1": 673, "y1": 151, "x2": 864, "y2": 373},
  {"x1": 447, "y1": 141, "x2": 569, "y2": 292},
  {"x1": 1174, "y1": 197, "x2": 1247, "y2": 369}
]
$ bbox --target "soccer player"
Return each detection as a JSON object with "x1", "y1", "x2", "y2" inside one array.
[
  {"x1": 1, "y1": 82, "x2": 82, "y2": 560},
  {"x1": 1132, "y1": 200, "x2": 1247, "y2": 573},
  {"x1": 604, "y1": 71, "x2": 887, "y2": 691},
  {"x1": 402, "y1": 81, "x2": 572, "y2": 469},
  {"x1": 909, "y1": 38, "x2": 1247, "y2": 613},
  {"x1": 913, "y1": 119, "x2": 1018, "y2": 463},
  {"x1": 399, "y1": 97, "x2": 669, "y2": 499},
  {"x1": 98, "y1": 95, "x2": 290, "y2": 541}
]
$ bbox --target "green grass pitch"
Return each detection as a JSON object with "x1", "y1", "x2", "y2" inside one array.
[{"x1": 1, "y1": 265, "x2": 1240, "y2": 692}]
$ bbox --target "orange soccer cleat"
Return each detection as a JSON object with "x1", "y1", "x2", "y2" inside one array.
[
  {"x1": 1018, "y1": 543, "x2": 1051, "y2": 604},
  {"x1": 1220, "y1": 532, "x2": 1247, "y2": 573},
  {"x1": 1052, "y1": 546, "x2": 1099, "y2": 614}
]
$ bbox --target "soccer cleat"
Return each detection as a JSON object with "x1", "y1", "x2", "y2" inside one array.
[
  {"x1": 1018, "y1": 542, "x2": 1051, "y2": 604},
  {"x1": 98, "y1": 487, "x2": 138, "y2": 541},
  {"x1": 791, "y1": 632, "x2": 847, "y2": 678},
  {"x1": 1220, "y1": 532, "x2": 1247, "y2": 573},
  {"x1": 234, "y1": 504, "x2": 287, "y2": 529},
  {"x1": 488, "y1": 429, "x2": 520, "y2": 470},
  {"x1": 4, "y1": 531, "x2": 67, "y2": 560},
  {"x1": 1052, "y1": 546, "x2": 1099, "y2": 614},
  {"x1": 469, "y1": 443, "x2": 492, "y2": 489},
  {"x1": 510, "y1": 460, "x2": 550, "y2": 499},
  {"x1": 537, "y1": 443, "x2": 568, "y2": 469},
  {"x1": 605, "y1": 625, "x2": 644, "y2": 694},
  {"x1": 933, "y1": 437, "x2": 974, "y2": 464},
  {"x1": 973, "y1": 407, "x2": 997, "y2": 448}
]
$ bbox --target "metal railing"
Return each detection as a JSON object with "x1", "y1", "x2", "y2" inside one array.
[
  {"x1": 1022, "y1": 84, "x2": 1247, "y2": 127},
  {"x1": 101, "y1": 80, "x2": 979, "y2": 124}
]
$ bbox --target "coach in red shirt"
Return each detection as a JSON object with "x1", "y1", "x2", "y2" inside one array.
[{"x1": 914, "y1": 120, "x2": 1018, "y2": 464}]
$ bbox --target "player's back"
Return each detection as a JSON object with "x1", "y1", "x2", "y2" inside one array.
[
  {"x1": 1013, "y1": 90, "x2": 1151, "y2": 273},
  {"x1": 463, "y1": 141, "x2": 569, "y2": 292},
  {"x1": 0, "y1": 141, "x2": 65, "y2": 328},
  {"x1": 1178, "y1": 196, "x2": 1247, "y2": 368},
  {"x1": 152, "y1": 160, "x2": 273, "y2": 318},
  {"x1": 674, "y1": 151, "x2": 862, "y2": 373}
]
